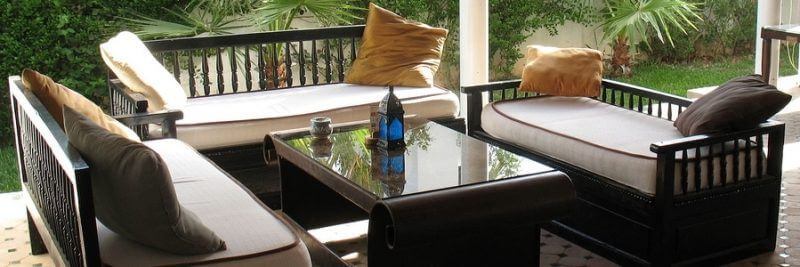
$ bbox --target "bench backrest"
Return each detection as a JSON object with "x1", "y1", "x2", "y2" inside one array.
[
  {"x1": 143, "y1": 25, "x2": 365, "y2": 98},
  {"x1": 9, "y1": 76, "x2": 100, "y2": 266}
]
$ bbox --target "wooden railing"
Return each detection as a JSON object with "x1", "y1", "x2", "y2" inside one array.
[
  {"x1": 651, "y1": 121, "x2": 784, "y2": 198},
  {"x1": 142, "y1": 25, "x2": 365, "y2": 98},
  {"x1": 108, "y1": 79, "x2": 149, "y2": 138},
  {"x1": 10, "y1": 77, "x2": 99, "y2": 267}
]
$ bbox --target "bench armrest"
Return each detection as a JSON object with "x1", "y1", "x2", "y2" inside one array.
[
  {"x1": 649, "y1": 121, "x2": 785, "y2": 197},
  {"x1": 650, "y1": 121, "x2": 785, "y2": 154},
  {"x1": 114, "y1": 110, "x2": 184, "y2": 139},
  {"x1": 108, "y1": 78, "x2": 148, "y2": 116},
  {"x1": 462, "y1": 79, "x2": 522, "y2": 95}
]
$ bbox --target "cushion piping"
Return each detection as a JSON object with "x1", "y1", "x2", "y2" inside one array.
[
  {"x1": 489, "y1": 98, "x2": 664, "y2": 160},
  {"x1": 488, "y1": 98, "x2": 761, "y2": 162},
  {"x1": 177, "y1": 90, "x2": 453, "y2": 126}
]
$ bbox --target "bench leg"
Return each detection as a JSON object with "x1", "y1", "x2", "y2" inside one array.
[{"x1": 26, "y1": 209, "x2": 47, "y2": 255}]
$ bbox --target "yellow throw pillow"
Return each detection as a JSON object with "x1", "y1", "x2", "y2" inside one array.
[
  {"x1": 519, "y1": 45, "x2": 603, "y2": 97},
  {"x1": 100, "y1": 31, "x2": 187, "y2": 111},
  {"x1": 344, "y1": 3, "x2": 448, "y2": 87},
  {"x1": 21, "y1": 69, "x2": 141, "y2": 142}
]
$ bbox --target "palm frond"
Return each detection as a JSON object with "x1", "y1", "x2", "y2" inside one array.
[
  {"x1": 254, "y1": 0, "x2": 363, "y2": 29},
  {"x1": 601, "y1": 0, "x2": 701, "y2": 47},
  {"x1": 124, "y1": 1, "x2": 252, "y2": 39}
]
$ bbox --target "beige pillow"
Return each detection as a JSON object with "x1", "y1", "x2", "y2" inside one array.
[
  {"x1": 518, "y1": 45, "x2": 603, "y2": 97},
  {"x1": 344, "y1": 3, "x2": 448, "y2": 87},
  {"x1": 21, "y1": 69, "x2": 140, "y2": 141},
  {"x1": 64, "y1": 107, "x2": 225, "y2": 255},
  {"x1": 100, "y1": 31, "x2": 187, "y2": 111}
]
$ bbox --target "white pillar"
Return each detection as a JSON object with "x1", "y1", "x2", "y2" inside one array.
[
  {"x1": 459, "y1": 0, "x2": 489, "y2": 98},
  {"x1": 755, "y1": 0, "x2": 782, "y2": 85},
  {"x1": 793, "y1": 0, "x2": 800, "y2": 78},
  {"x1": 459, "y1": 0, "x2": 489, "y2": 182}
]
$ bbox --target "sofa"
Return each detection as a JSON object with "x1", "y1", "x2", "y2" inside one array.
[
  {"x1": 107, "y1": 25, "x2": 460, "y2": 170},
  {"x1": 463, "y1": 79, "x2": 786, "y2": 266},
  {"x1": 9, "y1": 76, "x2": 319, "y2": 266}
]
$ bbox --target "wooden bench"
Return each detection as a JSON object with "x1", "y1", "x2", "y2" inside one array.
[
  {"x1": 107, "y1": 25, "x2": 460, "y2": 171},
  {"x1": 463, "y1": 79, "x2": 785, "y2": 266},
  {"x1": 10, "y1": 76, "x2": 346, "y2": 266}
]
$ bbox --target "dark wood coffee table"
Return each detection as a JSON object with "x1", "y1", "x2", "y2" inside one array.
[{"x1": 270, "y1": 121, "x2": 575, "y2": 266}]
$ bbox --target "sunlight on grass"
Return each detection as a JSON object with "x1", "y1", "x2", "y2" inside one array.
[
  {"x1": 616, "y1": 53, "x2": 798, "y2": 97},
  {"x1": 0, "y1": 146, "x2": 20, "y2": 193}
]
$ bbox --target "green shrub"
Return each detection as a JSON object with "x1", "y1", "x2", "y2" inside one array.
[
  {"x1": 489, "y1": 0, "x2": 595, "y2": 79},
  {"x1": 644, "y1": 0, "x2": 757, "y2": 63},
  {"x1": 0, "y1": 0, "x2": 180, "y2": 147}
]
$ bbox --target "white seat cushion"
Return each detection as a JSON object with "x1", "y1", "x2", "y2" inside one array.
[
  {"x1": 482, "y1": 96, "x2": 763, "y2": 195},
  {"x1": 97, "y1": 139, "x2": 311, "y2": 266},
  {"x1": 173, "y1": 83, "x2": 459, "y2": 150}
]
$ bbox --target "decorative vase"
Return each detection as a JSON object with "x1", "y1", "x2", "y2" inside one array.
[{"x1": 310, "y1": 117, "x2": 332, "y2": 138}]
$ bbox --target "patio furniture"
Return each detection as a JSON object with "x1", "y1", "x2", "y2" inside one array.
[
  {"x1": 269, "y1": 120, "x2": 576, "y2": 266},
  {"x1": 463, "y1": 79, "x2": 786, "y2": 266},
  {"x1": 106, "y1": 25, "x2": 460, "y2": 171},
  {"x1": 9, "y1": 75, "x2": 337, "y2": 266}
]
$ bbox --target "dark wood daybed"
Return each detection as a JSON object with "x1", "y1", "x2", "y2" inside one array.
[
  {"x1": 463, "y1": 79, "x2": 785, "y2": 266},
  {"x1": 9, "y1": 75, "x2": 353, "y2": 266},
  {"x1": 107, "y1": 25, "x2": 460, "y2": 171}
]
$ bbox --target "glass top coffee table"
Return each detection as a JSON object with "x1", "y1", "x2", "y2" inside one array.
[{"x1": 270, "y1": 120, "x2": 574, "y2": 266}]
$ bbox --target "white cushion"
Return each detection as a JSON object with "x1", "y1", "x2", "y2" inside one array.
[
  {"x1": 101, "y1": 31, "x2": 187, "y2": 111},
  {"x1": 482, "y1": 97, "x2": 764, "y2": 195},
  {"x1": 97, "y1": 139, "x2": 311, "y2": 266},
  {"x1": 172, "y1": 83, "x2": 459, "y2": 150}
]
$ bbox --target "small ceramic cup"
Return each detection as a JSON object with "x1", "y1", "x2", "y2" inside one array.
[{"x1": 310, "y1": 117, "x2": 333, "y2": 138}]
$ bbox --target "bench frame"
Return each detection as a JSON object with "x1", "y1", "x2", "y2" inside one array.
[
  {"x1": 463, "y1": 79, "x2": 785, "y2": 266},
  {"x1": 12, "y1": 75, "x2": 353, "y2": 266},
  {"x1": 9, "y1": 76, "x2": 183, "y2": 266},
  {"x1": 108, "y1": 25, "x2": 368, "y2": 171}
]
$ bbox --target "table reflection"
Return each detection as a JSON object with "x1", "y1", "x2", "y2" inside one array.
[
  {"x1": 283, "y1": 122, "x2": 552, "y2": 199},
  {"x1": 371, "y1": 149, "x2": 406, "y2": 197}
]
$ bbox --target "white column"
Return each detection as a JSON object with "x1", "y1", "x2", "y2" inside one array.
[
  {"x1": 755, "y1": 0, "x2": 782, "y2": 85},
  {"x1": 793, "y1": 0, "x2": 800, "y2": 77},
  {"x1": 459, "y1": 0, "x2": 489, "y2": 98},
  {"x1": 459, "y1": 0, "x2": 489, "y2": 183}
]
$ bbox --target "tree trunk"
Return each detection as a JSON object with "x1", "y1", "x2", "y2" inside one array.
[
  {"x1": 611, "y1": 35, "x2": 632, "y2": 77},
  {"x1": 265, "y1": 61, "x2": 288, "y2": 89}
]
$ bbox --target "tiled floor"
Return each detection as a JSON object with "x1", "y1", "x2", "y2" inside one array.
[{"x1": 0, "y1": 193, "x2": 53, "y2": 267}]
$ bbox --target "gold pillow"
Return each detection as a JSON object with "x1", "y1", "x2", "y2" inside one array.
[
  {"x1": 344, "y1": 3, "x2": 448, "y2": 87},
  {"x1": 21, "y1": 69, "x2": 141, "y2": 142},
  {"x1": 519, "y1": 45, "x2": 603, "y2": 97}
]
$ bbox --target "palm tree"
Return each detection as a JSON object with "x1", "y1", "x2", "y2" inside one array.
[
  {"x1": 125, "y1": 0, "x2": 361, "y2": 88},
  {"x1": 601, "y1": 0, "x2": 701, "y2": 76}
]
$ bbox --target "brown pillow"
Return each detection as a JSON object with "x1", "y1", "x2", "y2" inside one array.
[
  {"x1": 344, "y1": 3, "x2": 448, "y2": 87},
  {"x1": 21, "y1": 69, "x2": 141, "y2": 141},
  {"x1": 518, "y1": 45, "x2": 603, "y2": 97},
  {"x1": 63, "y1": 107, "x2": 225, "y2": 255},
  {"x1": 674, "y1": 75, "x2": 792, "y2": 136}
]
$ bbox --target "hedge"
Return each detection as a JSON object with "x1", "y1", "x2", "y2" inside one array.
[{"x1": 0, "y1": 0, "x2": 181, "y2": 146}]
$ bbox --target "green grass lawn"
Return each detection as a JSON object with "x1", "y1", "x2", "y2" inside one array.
[
  {"x1": 616, "y1": 53, "x2": 798, "y2": 97},
  {"x1": 0, "y1": 146, "x2": 20, "y2": 193}
]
